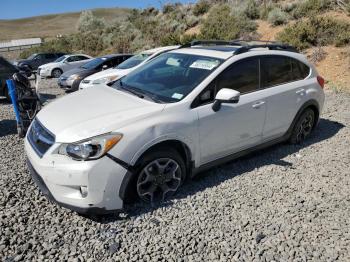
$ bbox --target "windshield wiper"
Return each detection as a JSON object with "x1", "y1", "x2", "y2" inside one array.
[{"x1": 116, "y1": 81, "x2": 163, "y2": 103}]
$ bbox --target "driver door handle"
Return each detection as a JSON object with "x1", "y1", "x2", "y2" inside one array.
[{"x1": 252, "y1": 101, "x2": 265, "y2": 109}]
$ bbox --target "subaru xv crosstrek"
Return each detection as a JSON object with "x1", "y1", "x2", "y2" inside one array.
[{"x1": 25, "y1": 41, "x2": 325, "y2": 214}]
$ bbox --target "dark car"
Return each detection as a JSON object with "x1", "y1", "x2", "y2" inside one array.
[
  {"x1": 58, "y1": 54, "x2": 132, "y2": 92},
  {"x1": 0, "y1": 56, "x2": 19, "y2": 100},
  {"x1": 14, "y1": 52, "x2": 66, "y2": 71}
]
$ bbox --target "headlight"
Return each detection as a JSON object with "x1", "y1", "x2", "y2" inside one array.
[
  {"x1": 92, "y1": 75, "x2": 118, "y2": 85},
  {"x1": 67, "y1": 74, "x2": 81, "y2": 81},
  {"x1": 58, "y1": 133, "x2": 123, "y2": 160}
]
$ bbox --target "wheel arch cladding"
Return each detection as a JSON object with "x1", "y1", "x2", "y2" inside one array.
[
  {"x1": 118, "y1": 139, "x2": 192, "y2": 203},
  {"x1": 289, "y1": 99, "x2": 320, "y2": 136}
]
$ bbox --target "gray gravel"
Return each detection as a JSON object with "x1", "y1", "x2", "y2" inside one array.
[{"x1": 1, "y1": 81, "x2": 350, "y2": 261}]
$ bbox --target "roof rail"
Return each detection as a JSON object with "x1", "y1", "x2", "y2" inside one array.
[
  {"x1": 180, "y1": 39, "x2": 298, "y2": 54},
  {"x1": 180, "y1": 40, "x2": 244, "y2": 48}
]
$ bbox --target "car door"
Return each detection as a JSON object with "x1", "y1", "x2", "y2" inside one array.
[
  {"x1": 260, "y1": 55, "x2": 311, "y2": 140},
  {"x1": 193, "y1": 57, "x2": 267, "y2": 165}
]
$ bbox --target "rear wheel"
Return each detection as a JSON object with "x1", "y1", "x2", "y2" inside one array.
[
  {"x1": 289, "y1": 108, "x2": 315, "y2": 144},
  {"x1": 52, "y1": 68, "x2": 63, "y2": 78},
  {"x1": 135, "y1": 148, "x2": 186, "y2": 204}
]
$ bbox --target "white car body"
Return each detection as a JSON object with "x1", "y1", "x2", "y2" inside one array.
[
  {"x1": 25, "y1": 42, "x2": 325, "y2": 214},
  {"x1": 79, "y1": 46, "x2": 179, "y2": 89},
  {"x1": 38, "y1": 54, "x2": 93, "y2": 78}
]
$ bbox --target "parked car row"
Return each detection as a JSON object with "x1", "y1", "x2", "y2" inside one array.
[{"x1": 24, "y1": 40, "x2": 325, "y2": 215}]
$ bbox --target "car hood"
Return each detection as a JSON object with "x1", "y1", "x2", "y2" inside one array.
[
  {"x1": 61, "y1": 67, "x2": 87, "y2": 78},
  {"x1": 36, "y1": 86, "x2": 165, "y2": 143},
  {"x1": 85, "y1": 68, "x2": 132, "y2": 81}
]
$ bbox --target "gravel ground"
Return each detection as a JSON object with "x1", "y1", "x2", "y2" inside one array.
[{"x1": 0, "y1": 80, "x2": 350, "y2": 261}]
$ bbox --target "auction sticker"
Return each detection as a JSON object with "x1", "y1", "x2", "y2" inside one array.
[{"x1": 190, "y1": 60, "x2": 219, "y2": 70}]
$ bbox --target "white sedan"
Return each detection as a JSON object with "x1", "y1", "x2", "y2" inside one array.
[
  {"x1": 79, "y1": 46, "x2": 179, "y2": 89},
  {"x1": 38, "y1": 54, "x2": 93, "y2": 78}
]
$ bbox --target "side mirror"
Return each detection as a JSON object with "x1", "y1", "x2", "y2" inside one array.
[
  {"x1": 102, "y1": 65, "x2": 108, "y2": 70},
  {"x1": 212, "y1": 88, "x2": 240, "y2": 112}
]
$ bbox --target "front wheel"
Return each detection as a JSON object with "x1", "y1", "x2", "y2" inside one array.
[
  {"x1": 51, "y1": 68, "x2": 63, "y2": 78},
  {"x1": 135, "y1": 148, "x2": 186, "y2": 204},
  {"x1": 289, "y1": 108, "x2": 315, "y2": 144}
]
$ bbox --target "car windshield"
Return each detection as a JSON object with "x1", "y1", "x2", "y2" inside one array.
[
  {"x1": 81, "y1": 57, "x2": 105, "y2": 69},
  {"x1": 115, "y1": 53, "x2": 151, "y2": 69},
  {"x1": 27, "y1": 54, "x2": 37, "y2": 60},
  {"x1": 111, "y1": 53, "x2": 223, "y2": 103},
  {"x1": 54, "y1": 55, "x2": 67, "y2": 62}
]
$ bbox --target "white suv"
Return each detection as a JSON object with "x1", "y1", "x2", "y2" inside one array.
[
  {"x1": 25, "y1": 41, "x2": 325, "y2": 214},
  {"x1": 78, "y1": 46, "x2": 179, "y2": 89}
]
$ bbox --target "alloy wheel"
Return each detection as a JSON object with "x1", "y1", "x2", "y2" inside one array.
[
  {"x1": 296, "y1": 112, "x2": 314, "y2": 143},
  {"x1": 136, "y1": 158, "x2": 182, "y2": 203}
]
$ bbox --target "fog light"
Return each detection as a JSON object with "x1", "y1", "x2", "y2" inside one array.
[{"x1": 80, "y1": 186, "x2": 88, "y2": 198}]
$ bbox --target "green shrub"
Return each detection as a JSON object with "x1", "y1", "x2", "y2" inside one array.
[
  {"x1": 292, "y1": 0, "x2": 332, "y2": 18},
  {"x1": 259, "y1": 1, "x2": 276, "y2": 20},
  {"x1": 193, "y1": 0, "x2": 210, "y2": 16},
  {"x1": 267, "y1": 8, "x2": 289, "y2": 26},
  {"x1": 277, "y1": 17, "x2": 350, "y2": 50},
  {"x1": 244, "y1": 0, "x2": 260, "y2": 19},
  {"x1": 200, "y1": 5, "x2": 257, "y2": 40},
  {"x1": 76, "y1": 10, "x2": 106, "y2": 33}
]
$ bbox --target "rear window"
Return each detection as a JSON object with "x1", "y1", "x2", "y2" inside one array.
[
  {"x1": 291, "y1": 58, "x2": 310, "y2": 80},
  {"x1": 261, "y1": 56, "x2": 291, "y2": 88}
]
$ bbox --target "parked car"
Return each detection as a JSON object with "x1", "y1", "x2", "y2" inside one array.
[
  {"x1": 13, "y1": 52, "x2": 66, "y2": 71},
  {"x1": 79, "y1": 46, "x2": 179, "y2": 90},
  {"x1": 38, "y1": 54, "x2": 93, "y2": 78},
  {"x1": 0, "y1": 56, "x2": 18, "y2": 100},
  {"x1": 58, "y1": 54, "x2": 133, "y2": 92},
  {"x1": 25, "y1": 41, "x2": 325, "y2": 214}
]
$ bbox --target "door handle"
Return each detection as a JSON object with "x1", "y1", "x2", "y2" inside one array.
[
  {"x1": 252, "y1": 101, "x2": 265, "y2": 109},
  {"x1": 296, "y1": 89, "x2": 305, "y2": 95}
]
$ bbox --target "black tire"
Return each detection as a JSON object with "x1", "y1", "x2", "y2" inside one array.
[
  {"x1": 289, "y1": 108, "x2": 315, "y2": 144},
  {"x1": 51, "y1": 68, "x2": 63, "y2": 78},
  {"x1": 131, "y1": 148, "x2": 186, "y2": 204}
]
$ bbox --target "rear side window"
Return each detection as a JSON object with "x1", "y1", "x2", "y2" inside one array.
[
  {"x1": 217, "y1": 57, "x2": 259, "y2": 94},
  {"x1": 291, "y1": 58, "x2": 310, "y2": 80},
  {"x1": 261, "y1": 56, "x2": 291, "y2": 88}
]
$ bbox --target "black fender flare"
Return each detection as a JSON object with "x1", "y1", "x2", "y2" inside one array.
[{"x1": 285, "y1": 99, "x2": 320, "y2": 138}]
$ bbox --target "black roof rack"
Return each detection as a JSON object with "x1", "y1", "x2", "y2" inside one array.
[{"x1": 180, "y1": 40, "x2": 298, "y2": 54}]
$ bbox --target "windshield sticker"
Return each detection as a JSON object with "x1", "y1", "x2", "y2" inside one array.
[
  {"x1": 172, "y1": 93, "x2": 184, "y2": 100},
  {"x1": 166, "y1": 58, "x2": 181, "y2": 67},
  {"x1": 190, "y1": 60, "x2": 220, "y2": 70}
]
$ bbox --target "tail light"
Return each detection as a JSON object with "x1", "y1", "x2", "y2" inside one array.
[{"x1": 317, "y1": 76, "x2": 325, "y2": 89}]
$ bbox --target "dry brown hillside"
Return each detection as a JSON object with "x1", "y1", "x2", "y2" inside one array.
[{"x1": 0, "y1": 8, "x2": 131, "y2": 41}]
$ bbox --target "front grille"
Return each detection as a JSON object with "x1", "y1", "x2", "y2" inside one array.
[
  {"x1": 82, "y1": 80, "x2": 90, "y2": 84},
  {"x1": 28, "y1": 119, "x2": 55, "y2": 157}
]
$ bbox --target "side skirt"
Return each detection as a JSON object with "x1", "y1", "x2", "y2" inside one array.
[{"x1": 191, "y1": 134, "x2": 289, "y2": 176}]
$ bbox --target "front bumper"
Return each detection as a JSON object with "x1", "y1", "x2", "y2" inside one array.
[
  {"x1": 79, "y1": 81, "x2": 94, "y2": 90},
  {"x1": 58, "y1": 78, "x2": 81, "y2": 92},
  {"x1": 38, "y1": 68, "x2": 51, "y2": 77},
  {"x1": 25, "y1": 137, "x2": 129, "y2": 214}
]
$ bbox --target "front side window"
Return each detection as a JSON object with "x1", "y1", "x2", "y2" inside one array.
[
  {"x1": 111, "y1": 53, "x2": 223, "y2": 103},
  {"x1": 261, "y1": 56, "x2": 292, "y2": 88}
]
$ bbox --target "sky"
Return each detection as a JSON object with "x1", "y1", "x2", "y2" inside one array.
[{"x1": 0, "y1": 0, "x2": 196, "y2": 20}]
